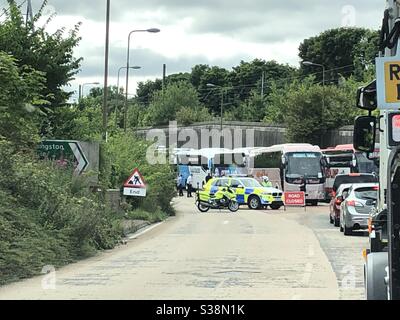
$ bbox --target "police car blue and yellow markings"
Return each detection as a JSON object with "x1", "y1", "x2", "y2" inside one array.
[{"x1": 204, "y1": 178, "x2": 284, "y2": 207}]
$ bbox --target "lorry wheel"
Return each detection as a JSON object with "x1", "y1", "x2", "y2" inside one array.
[
  {"x1": 365, "y1": 252, "x2": 388, "y2": 300},
  {"x1": 248, "y1": 196, "x2": 261, "y2": 210},
  {"x1": 344, "y1": 225, "x2": 353, "y2": 236},
  {"x1": 334, "y1": 218, "x2": 340, "y2": 227}
]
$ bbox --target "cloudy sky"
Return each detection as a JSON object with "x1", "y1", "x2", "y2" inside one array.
[{"x1": 1, "y1": 0, "x2": 385, "y2": 101}]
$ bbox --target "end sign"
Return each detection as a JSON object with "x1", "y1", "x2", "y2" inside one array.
[{"x1": 123, "y1": 168, "x2": 147, "y2": 197}]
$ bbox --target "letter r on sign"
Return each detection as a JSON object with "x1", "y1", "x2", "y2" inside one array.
[{"x1": 390, "y1": 64, "x2": 400, "y2": 81}]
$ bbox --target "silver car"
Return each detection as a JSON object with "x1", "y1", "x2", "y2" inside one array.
[{"x1": 340, "y1": 183, "x2": 378, "y2": 236}]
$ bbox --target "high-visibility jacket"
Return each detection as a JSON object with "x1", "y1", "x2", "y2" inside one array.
[{"x1": 262, "y1": 181, "x2": 272, "y2": 187}]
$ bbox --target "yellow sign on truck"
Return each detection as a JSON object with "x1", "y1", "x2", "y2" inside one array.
[{"x1": 377, "y1": 54, "x2": 400, "y2": 109}]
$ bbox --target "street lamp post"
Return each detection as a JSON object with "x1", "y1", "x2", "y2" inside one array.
[
  {"x1": 117, "y1": 66, "x2": 141, "y2": 127},
  {"x1": 124, "y1": 28, "x2": 160, "y2": 132},
  {"x1": 79, "y1": 82, "x2": 100, "y2": 100},
  {"x1": 117, "y1": 66, "x2": 141, "y2": 93},
  {"x1": 207, "y1": 83, "x2": 226, "y2": 131},
  {"x1": 103, "y1": 0, "x2": 111, "y2": 142},
  {"x1": 302, "y1": 61, "x2": 326, "y2": 88},
  {"x1": 302, "y1": 61, "x2": 326, "y2": 146},
  {"x1": 302, "y1": 60, "x2": 326, "y2": 109}
]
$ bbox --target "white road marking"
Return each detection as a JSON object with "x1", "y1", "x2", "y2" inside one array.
[
  {"x1": 308, "y1": 244, "x2": 315, "y2": 257},
  {"x1": 302, "y1": 263, "x2": 314, "y2": 285},
  {"x1": 128, "y1": 222, "x2": 163, "y2": 240}
]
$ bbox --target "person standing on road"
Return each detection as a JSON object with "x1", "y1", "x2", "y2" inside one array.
[
  {"x1": 177, "y1": 174, "x2": 184, "y2": 197},
  {"x1": 300, "y1": 176, "x2": 307, "y2": 194},
  {"x1": 186, "y1": 174, "x2": 193, "y2": 197},
  {"x1": 261, "y1": 175, "x2": 272, "y2": 187}
]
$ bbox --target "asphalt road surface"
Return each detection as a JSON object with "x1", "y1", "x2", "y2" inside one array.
[{"x1": 0, "y1": 197, "x2": 368, "y2": 300}]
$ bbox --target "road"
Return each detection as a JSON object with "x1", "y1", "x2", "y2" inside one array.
[{"x1": 0, "y1": 197, "x2": 368, "y2": 300}]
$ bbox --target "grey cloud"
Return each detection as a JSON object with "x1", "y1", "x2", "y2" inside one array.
[
  {"x1": 3, "y1": 1, "x2": 384, "y2": 43},
  {"x1": 78, "y1": 45, "x2": 253, "y2": 80}
]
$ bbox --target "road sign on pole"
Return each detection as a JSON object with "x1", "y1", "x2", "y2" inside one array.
[
  {"x1": 37, "y1": 140, "x2": 89, "y2": 175},
  {"x1": 123, "y1": 168, "x2": 147, "y2": 197}
]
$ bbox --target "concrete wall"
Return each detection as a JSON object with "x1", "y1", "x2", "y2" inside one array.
[
  {"x1": 136, "y1": 121, "x2": 286, "y2": 148},
  {"x1": 105, "y1": 189, "x2": 122, "y2": 213},
  {"x1": 136, "y1": 121, "x2": 357, "y2": 149},
  {"x1": 80, "y1": 141, "x2": 100, "y2": 184}
]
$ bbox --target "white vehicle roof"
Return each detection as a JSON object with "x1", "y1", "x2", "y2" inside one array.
[
  {"x1": 249, "y1": 144, "x2": 321, "y2": 157},
  {"x1": 175, "y1": 147, "x2": 249, "y2": 159}
]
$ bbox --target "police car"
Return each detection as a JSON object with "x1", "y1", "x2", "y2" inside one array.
[{"x1": 203, "y1": 177, "x2": 284, "y2": 210}]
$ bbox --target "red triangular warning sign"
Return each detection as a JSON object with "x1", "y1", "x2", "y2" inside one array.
[{"x1": 124, "y1": 168, "x2": 146, "y2": 188}]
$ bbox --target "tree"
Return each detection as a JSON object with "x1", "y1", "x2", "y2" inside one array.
[
  {"x1": 229, "y1": 59, "x2": 297, "y2": 101},
  {"x1": 0, "y1": 0, "x2": 82, "y2": 136},
  {"x1": 0, "y1": 52, "x2": 46, "y2": 149},
  {"x1": 299, "y1": 28, "x2": 379, "y2": 83},
  {"x1": 144, "y1": 82, "x2": 211, "y2": 126},
  {"x1": 135, "y1": 79, "x2": 163, "y2": 106},
  {"x1": 265, "y1": 77, "x2": 364, "y2": 145}
]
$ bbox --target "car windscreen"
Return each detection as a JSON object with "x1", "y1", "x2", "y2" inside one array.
[
  {"x1": 354, "y1": 187, "x2": 378, "y2": 200},
  {"x1": 286, "y1": 152, "x2": 323, "y2": 178},
  {"x1": 333, "y1": 175, "x2": 377, "y2": 191},
  {"x1": 325, "y1": 153, "x2": 353, "y2": 167},
  {"x1": 241, "y1": 179, "x2": 262, "y2": 188}
]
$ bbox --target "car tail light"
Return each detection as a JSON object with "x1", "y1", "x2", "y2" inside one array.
[
  {"x1": 349, "y1": 173, "x2": 361, "y2": 177},
  {"x1": 368, "y1": 218, "x2": 374, "y2": 234},
  {"x1": 346, "y1": 200, "x2": 364, "y2": 207},
  {"x1": 373, "y1": 186, "x2": 379, "y2": 191}
]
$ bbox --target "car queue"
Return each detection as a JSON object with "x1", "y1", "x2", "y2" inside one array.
[{"x1": 328, "y1": 173, "x2": 378, "y2": 236}]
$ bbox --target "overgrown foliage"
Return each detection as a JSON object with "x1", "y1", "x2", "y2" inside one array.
[
  {"x1": 0, "y1": 142, "x2": 123, "y2": 285},
  {"x1": 0, "y1": 0, "x2": 82, "y2": 138},
  {"x1": 264, "y1": 76, "x2": 368, "y2": 144}
]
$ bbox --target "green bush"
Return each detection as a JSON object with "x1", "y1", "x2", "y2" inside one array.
[
  {"x1": 0, "y1": 142, "x2": 123, "y2": 285},
  {"x1": 105, "y1": 131, "x2": 176, "y2": 215}
]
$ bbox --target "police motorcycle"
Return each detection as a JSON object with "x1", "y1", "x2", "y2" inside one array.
[{"x1": 196, "y1": 184, "x2": 239, "y2": 213}]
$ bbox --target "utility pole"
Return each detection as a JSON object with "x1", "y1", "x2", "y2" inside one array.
[
  {"x1": 162, "y1": 64, "x2": 167, "y2": 94},
  {"x1": 102, "y1": 0, "x2": 110, "y2": 142},
  {"x1": 261, "y1": 71, "x2": 265, "y2": 98},
  {"x1": 26, "y1": 0, "x2": 34, "y2": 29}
]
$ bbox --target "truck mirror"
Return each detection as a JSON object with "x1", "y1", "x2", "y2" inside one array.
[
  {"x1": 356, "y1": 79, "x2": 377, "y2": 111},
  {"x1": 353, "y1": 116, "x2": 376, "y2": 153}
]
